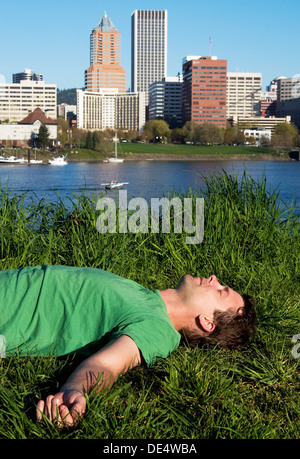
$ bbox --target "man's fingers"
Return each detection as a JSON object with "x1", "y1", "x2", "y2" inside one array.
[
  {"x1": 51, "y1": 398, "x2": 61, "y2": 424},
  {"x1": 45, "y1": 395, "x2": 55, "y2": 422},
  {"x1": 36, "y1": 397, "x2": 84, "y2": 428},
  {"x1": 58, "y1": 404, "x2": 78, "y2": 428},
  {"x1": 36, "y1": 395, "x2": 60, "y2": 424},
  {"x1": 36, "y1": 400, "x2": 45, "y2": 421}
]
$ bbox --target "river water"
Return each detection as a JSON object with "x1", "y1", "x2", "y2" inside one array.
[{"x1": 0, "y1": 159, "x2": 299, "y2": 213}]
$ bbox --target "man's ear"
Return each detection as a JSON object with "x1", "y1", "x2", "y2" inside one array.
[{"x1": 199, "y1": 315, "x2": 215, "y2": 333}]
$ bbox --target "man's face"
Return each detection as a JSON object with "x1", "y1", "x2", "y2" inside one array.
[{"x1": 176, "y1": 274, "x2": 244, "y2": 328}]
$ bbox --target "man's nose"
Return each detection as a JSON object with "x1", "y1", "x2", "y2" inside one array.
[{"x1": 208, "y1": 275, "x2": 221, "y2": 286}]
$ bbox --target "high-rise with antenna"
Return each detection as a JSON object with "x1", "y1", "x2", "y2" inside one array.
[{"x1": 182, "y1": 55, "x2": 227, "y2": 129}]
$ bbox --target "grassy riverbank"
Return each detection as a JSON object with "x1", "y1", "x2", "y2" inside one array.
[
  {"x1": 67, "y1": 143, "x2": 290, "y2": 161},
  {"x1": 4, "y1": 143, "x2": 291, "y2": 162},
  {"x1": 0, "y1": 172, "x2": 299, "y2": 439}
]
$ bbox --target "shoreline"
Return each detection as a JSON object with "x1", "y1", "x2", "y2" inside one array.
[{"x1": 67, "y1": 153, "x2": 293, "y2": 162}]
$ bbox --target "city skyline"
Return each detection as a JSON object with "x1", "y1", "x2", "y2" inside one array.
[{"x1": 0, "y1": 0, "x2": 299, "y2": 91}]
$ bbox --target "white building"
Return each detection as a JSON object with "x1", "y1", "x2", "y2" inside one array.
[
  {"x1": 0, "y1": 108, "x2": 57, "y2": 146},
  {"x1": 149, "y1": 75, "x2": 183, "y2": 126},
  {"x1": 131, "y1": 10, "x2": 168, "y2": 112},
  {"x1": 77, "y1": 89, "x2": 145, "y2": 131},
  {"x1": 0, "y1": 80, "x2": 57, "y2": 122},
  {"x1": 227, "y1": 72, "x2": 262, "y2": 118},
  {"x1": 244, "y1": 129, "x2": 272, "y2": 145}
]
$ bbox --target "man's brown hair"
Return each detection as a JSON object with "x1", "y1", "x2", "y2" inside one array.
[{"x1": 183, "y1": 294, "x2": 257, "y2": 350}]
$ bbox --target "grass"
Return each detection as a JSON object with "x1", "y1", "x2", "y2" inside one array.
[
  {"x1": 0, "y1": 171, "x2": 299, "y2": 439},
  {"x1": 72, "y1": 143, "x2": 285, "y2": 160},
  {"x1": 3, "y1": 143, "x2": 289, "y2": 162},
  {"x1": 117, "y1": 142, "x2": 273, "y2": 157}
]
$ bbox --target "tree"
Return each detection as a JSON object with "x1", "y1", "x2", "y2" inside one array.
[
  {"x1": 271, "y1": 122, "x2": 299, "y2": 149},
  {"x1": 274, "y1": 122, "x2": 298, "y2": 138},
  {"x1": 182, "y1": 121, "x2": 200, "y2": 143},
  {"x1": 36, "y1": 124, "x2": 50, "y2": 148},
  {"x1": 142, "y1": 120, "x2": 170, "y2": 142},
  {"x1": 199, "y1": 123, "x2": 223, "y2": 145},
  {"x1": 171, "y1": 128, "x2": 185, "y2": 144},
  {"x1": 151, "y1": 119, "x2": 170, "y2": 142},
  {"x1": 223, "y1": 126, "x2": 237, "y2": 145},
  {"x1": 92, "y1": 131, "x2": 99, "y2": 150},
  {"x1": 236, "y1": 131, "x2": 246, "y2": 145},
  {"x1": 85, "y1": 131, "x2": 93, "y2": 149}
]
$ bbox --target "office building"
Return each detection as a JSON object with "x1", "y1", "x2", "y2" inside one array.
[
  {"x1": 276, "y1": 76, "x2": 300, "y2": 101},
  {"x1": 149, "y1": 75, "x2": 183, "y2": 127},
  {"x1": 131, "y1": 9, "x2": 168, "y2": 111},
  {"x1": 57, "y1": 104, "x2": 77, "y2": 120},
  {"x1": 276, "y1": 76, "x2": 300, "y2": 130},
  {"x1": 85, "y1": 12, "x2": 126, "y2": 93},
  {"x1": 0, "y1": 80, "x2": 57, "y2": 122},
  {"x1": 77, "y1": 89, "x2": 145, "y2": 132},
  {"x1": 231, "y1": 115, "x2": 291, "y2": 133},
  {"x1": 182, "y1": 56, "x2": 227, "y2": 129},
  {"x1": 274, "y1": 76, "x2": 300, "y2": 130},
  {"x1": 260, "y1": 91, "x2": 277, "y2": 117},
  {"x1": 13, "y1": 69, "x2": 43, "y2": 84},
  {"x1": 266, "y1": 77, "x2": 283, "y2": 95},
  {"x1": 276, "y1": 98, "x2": 300, "y2": 130},
  {"x1": 227, "y1": 72, "x2": 262, "y2": 119}
]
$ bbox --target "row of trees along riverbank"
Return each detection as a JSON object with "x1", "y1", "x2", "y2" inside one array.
[{"x1": 57, "y1": 117, "x2": 300, "y2": 151}]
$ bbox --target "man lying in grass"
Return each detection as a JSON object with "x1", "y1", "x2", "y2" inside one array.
[{"x1": 0, "y1": 265, "x2": 256, "y2": 427}]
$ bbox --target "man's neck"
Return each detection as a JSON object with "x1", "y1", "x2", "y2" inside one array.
[{"x1": 160, "y1": 289, "x2": 186, "y2": 331}]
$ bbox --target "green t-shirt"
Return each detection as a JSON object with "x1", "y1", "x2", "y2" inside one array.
[{"x1": 0, "y1": 265, "x2": 181, "y2": 367}]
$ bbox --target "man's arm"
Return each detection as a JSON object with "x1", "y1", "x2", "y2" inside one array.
[{"x1": 36, "y1": 335, "x2": 142, "y2": 427}]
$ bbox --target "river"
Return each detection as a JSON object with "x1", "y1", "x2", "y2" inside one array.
[{"x1": 0, "y1": 159, "x2": 299, "y2": 213}]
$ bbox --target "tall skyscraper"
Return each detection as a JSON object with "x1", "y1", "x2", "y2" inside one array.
[
  {"x1": 131, "y1": 10, "x2": 168, "y2": 110},
  {"x1": 85, "y1": 12, "x2": 126, "y2": 93},
  {"x1": 182, "y1": 56, "x2": 227, "y2": 129}
]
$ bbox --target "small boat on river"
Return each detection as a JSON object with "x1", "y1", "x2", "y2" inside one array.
[
  {"x1": 101, "y1": 180, "x2": 129, "y2": 190},
  {"x1": 105, "y1": 134, "x2": 124, "y2": 163},
  {"x1": 0, "y1": 155, "x2": 22, "y2": 164},
  {"x1": 48, "y1": 154, "x2": 68, "y2": 166}
]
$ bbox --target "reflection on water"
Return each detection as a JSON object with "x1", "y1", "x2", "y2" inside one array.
[{"x1": 0, "y1": 159, "x2": 299, "y2": 212}]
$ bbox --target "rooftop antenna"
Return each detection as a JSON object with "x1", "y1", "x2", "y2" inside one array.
[{"x1": 209, "y1": 37, "x2": 212, "y2": 56}]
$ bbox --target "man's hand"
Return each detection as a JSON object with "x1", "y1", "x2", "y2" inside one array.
[
  {"x1": 35, "y1": 335, "x2": 142, "y2": 427},
  {"x1": 36, "y1": 389, "x2": 86, "y2": 428}
]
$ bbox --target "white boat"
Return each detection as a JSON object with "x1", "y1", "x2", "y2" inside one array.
[
  {"x1": 101, "y1": 180, "x2": 129, "y2": 190},
  {"x1": 0, "y1": 155, "x2": 22, "y2": 164},
  {"x1": 48, "y1": 154, "x2": 68, "y2": 166},
  {"x1": 19, "y1": 158, "x2": 43, "y2": 165},
  {"x1": 106, "y1": 134, "x2": 124, "y2": 163},
  {"x1": 108, "y1": 157, "x2": 124, "y2": 163}
]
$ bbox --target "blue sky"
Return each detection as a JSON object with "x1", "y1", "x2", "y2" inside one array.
[{"x1": 0, "y1": 0, "x2": 299, "y2": 90}]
